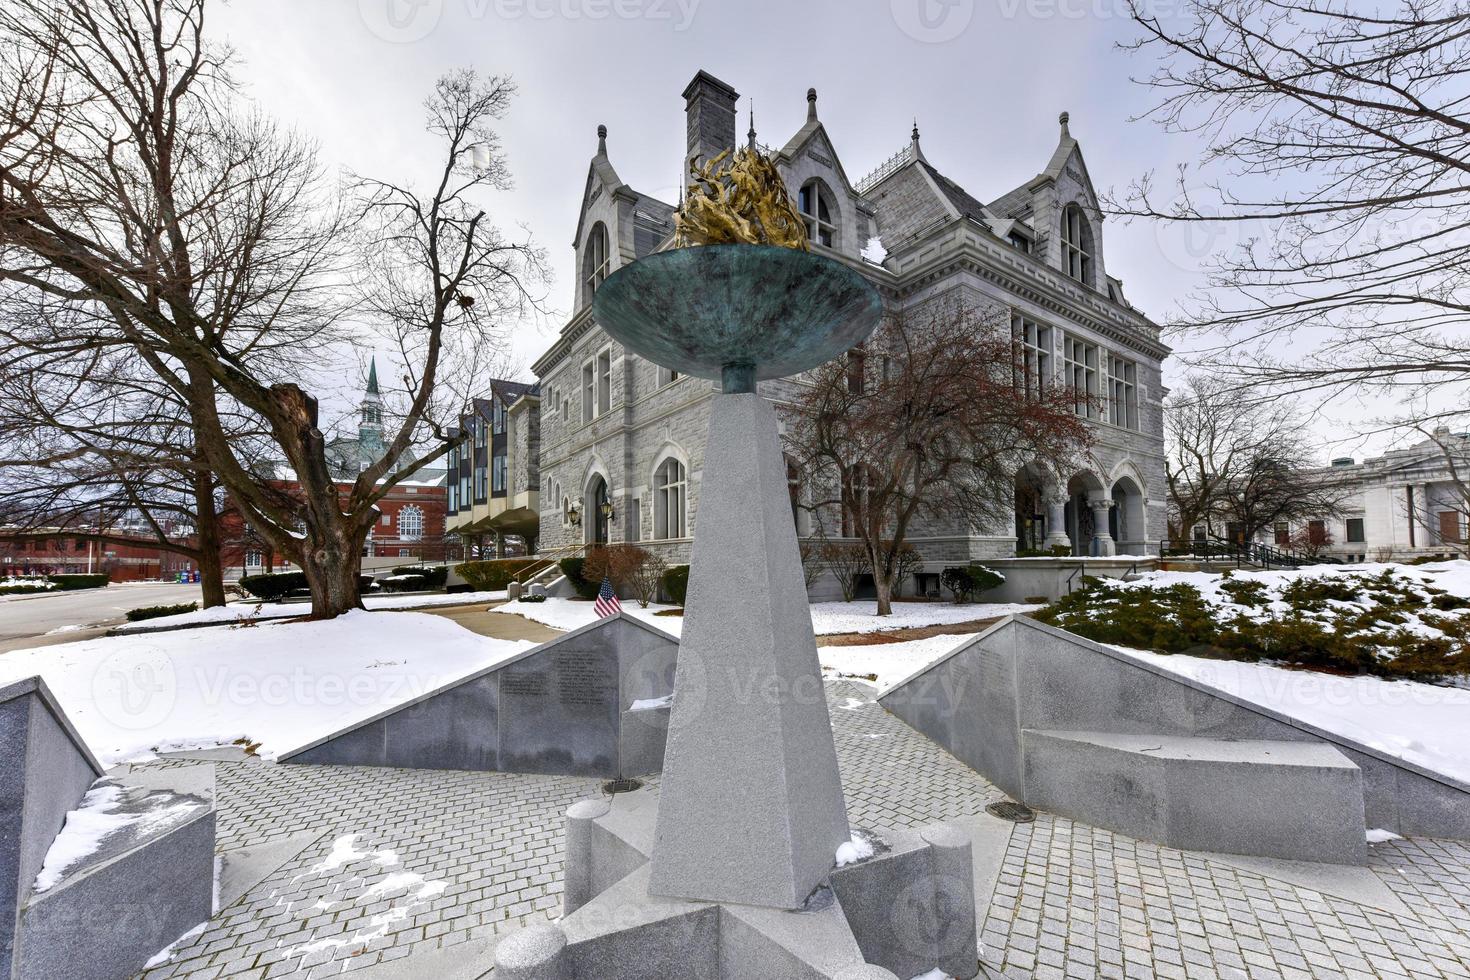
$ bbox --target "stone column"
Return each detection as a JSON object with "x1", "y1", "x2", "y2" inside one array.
[
  {"x1": 649, "y1": 393, "x2": 850, "y2": 910},
  {"x1": 1089, "y1": 495, "x2": 1116, "y2": 557},
  {"x1": 1043, "y1": 493, "x2": 1072, "y2": 552},
  {"x1": 495, "y1": 531, "x2": 507, "y2": 559}
]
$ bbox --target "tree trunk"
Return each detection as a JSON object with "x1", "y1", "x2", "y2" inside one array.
[
  {"x1": 299, "y1": 526, "x2": 366, "y2": 619},
  {"x1": 873, "y1": 571, "x2": 893, "y2": 616},
  {"x1": 191, "y1": 471, "x2": 227, "y2": 609}
]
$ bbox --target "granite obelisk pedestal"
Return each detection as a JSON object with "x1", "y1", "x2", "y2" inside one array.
[{"x1": 647, "y1": 392, "x2": 849, "y2": 909}]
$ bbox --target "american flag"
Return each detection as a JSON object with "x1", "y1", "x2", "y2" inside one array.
[{"x1": 593, "y1": 576, "x2": 621, "y2": 618}]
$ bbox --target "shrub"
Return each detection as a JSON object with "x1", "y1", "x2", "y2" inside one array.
[
  {"x1": 559, "y1": 557, "x2": 599, "y2": 599},
  {"x1": 239, "y1": 570, "x2": 307, "y2": 600},
  {"x1": 968, "y1": 564, "x2": 1004, "y2": 595},
  {"x1": 0, "y1": 583, "x2": 54, "y2": 595},
  {"x1": 820, "y1": 541, "x2": 869, "y2": 602},
  {"x1": 940, "y1": 567, "x2": 974, "y2": 604},
  {"x1": 455, "y1": 558, "x2": 540, "y2": 592},
  {"x1": 584, "y1": 544, "x2": 653, "y2": 597},
  {"x1": 126, "y1": 602, "x2": 198, "y2": 622},
  {"x1": 662, "y1": 565, "x2": 690, "y2": 605},
  {"x1": 49, "y1": 573, "x2": 109, "y2": 591},
  {"x1": 381, "y1": 574, "x2": 429, "y2": 593},
  {"x1": 392, "y1": 565, "x2": 448, "y2": 589},
  {"x1": 238, "y1": 571, "x2": 375, "y2": 601},
  {"x1": 517, "y1": 593, "x2": 547, "y2": 603}
]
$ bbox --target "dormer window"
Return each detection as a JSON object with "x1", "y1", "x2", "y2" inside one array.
[
  {"x1": 1060, "y1": 204, "x2": 1093, "y2": 286},
  {"x1": 1008, "y1": 232, "x2": 1031, "y2": 254},
  {"x1": 798, "y1": 180, "x2": 836, "y2": 248},
  {"x1": 583, "y1": 222, "x2": 610, "y2": 300}
]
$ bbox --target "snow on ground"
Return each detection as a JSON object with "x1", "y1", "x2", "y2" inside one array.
[
  {"x1": 491, "y1": 596, "x2": 1036, "y2": 638},
  {"x1": 1109, "y1": 644, "x2": 1470, "y2": 785},
  {"x1": 0, "y1": 611, "x2": 533, "y2": 765},
  {"x1": 112, "y1": 591, "x2": 509, "y2": 633},
  {"x1": 821, "y1": 632, "x2": 981, "y2": 690}
]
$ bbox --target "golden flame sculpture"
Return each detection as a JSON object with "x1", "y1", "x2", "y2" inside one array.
[{"x1": 673, "y1": 148, "x2": 810, "y2": 251}]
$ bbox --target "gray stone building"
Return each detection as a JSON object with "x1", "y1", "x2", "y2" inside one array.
[{"x1": 531, "y1": 70, "x2": 1169, "y2": 594}]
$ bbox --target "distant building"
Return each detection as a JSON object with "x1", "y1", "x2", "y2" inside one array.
[
  {"x1": 445, "y1": 380, "x2": 540, "y2": 557},
  {"x1": 1252, "y1": 429, "x2": 1470, "y2": 563},
  {"x1": 0, "y1": 526, "x2": 199, "y2": 581},
  {"x1": 222, "y1": 363, "x2": 450, "y2": 576}
]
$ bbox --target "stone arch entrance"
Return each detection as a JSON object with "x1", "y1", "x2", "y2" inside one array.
[
  {"x1": 585, "y1": 474, "x2": 611, "y2": 546},
  {"x1": 1109, "y1": 475, "x2": 1147, "y2": 555},
  {"x1": 1014, "y1": 465, "x2": 1049, "y2": 553},
  {"x1": 1064, "y1": 471, "x2": 1107, "y2": 556}
]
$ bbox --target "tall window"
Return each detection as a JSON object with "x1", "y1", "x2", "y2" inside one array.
[
  {"x1": 798, "y1": 181, "x2": 836, "y2": 247},
  {"x1": 493, "y1": 399, "x2": 505, "y2": 434},
  {"x1": 1108, "y1": 355, "x2": 1138, "y2": 430},
  {"x1": 398, "y1": 506, "x2": 424, "y2": 540},
  {"x1": 1061, "y1": 204, "x2": 1092, "y2": 285},
  {"x1": 447, "y1": 447, "x2": 459, "y2": 513},
  {"x1": 654, "y1": 458, "x2": 687, "y2": 539},
  {"x1": 1012, "y1": 315, "x2": 1050, "y2": 400},
  {"x1": 584, "y1": 222, "x2": 610, "y2": 300},
  {"x1": 1063, "y1": 335, "x2": 1099, "y2": 418},
  {"x1": 492, "y1": 455, "x2": 507, "y2": 493},
  {"x1": 597, "y1": 350, "x2": 612, "y2": 415},
  {"x1": 846, "y1": 345, "x2": 866, "y2": 394},
  {"x1": 582, "y1": 361, "x2": 595, "y2": 422},
  {"x1": 656, "y1": 365, "x2": 679, "y2": 387},
  {"x1": 1346, "y1": 518, "x2": 1366, "y2": 543}
]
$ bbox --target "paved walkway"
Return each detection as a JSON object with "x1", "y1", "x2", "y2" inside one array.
[
  {"x1": 416, "y1": 602, "x2": 563, "y2": 644},
  {"x1": 136, "y1": 682, "x2": 1470, "y2": 980}
]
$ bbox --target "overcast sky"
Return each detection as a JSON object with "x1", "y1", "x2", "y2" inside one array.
[{"x1": 210, "y1": 0, "x2": 1391, "y2": 459}]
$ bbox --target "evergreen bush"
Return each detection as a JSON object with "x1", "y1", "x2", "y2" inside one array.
[
  {"x1": 454, "y1": 558, "x2": 540, "y2": 592},
  {"x1": 126, "y1": 602, "x2": 198, "y2": 622},
  {"x1": 49, "y1": 573, "x2": 109, "y2": 590},
  {"x1": 662, "y1": 564, "x2": 690, "y2": 605}
]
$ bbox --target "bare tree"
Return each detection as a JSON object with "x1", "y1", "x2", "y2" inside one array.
[
  {"x1": 786, "y1": 301, "x2": 1088, "y2": 615},
  {"x1": 1165, "y1": 374, "x2": 1342, "y2": 543},
  {"x1": 1115, "y1": 0, "x2": 1470, "y2": 418},
  {"x1": 0, "y1": 1, "x2": 542, "y2": 617}
]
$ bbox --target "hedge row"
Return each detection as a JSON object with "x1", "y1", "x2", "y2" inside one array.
[
  {"x1": 49, "y1": 574, "x2": 109, "y2": 591},
  {"x1": 238, "y1": 571, "x2": 376, "y2": 601},
  {"x1": 126, "y1": 602, "x2": 198, "y2": 622},
  {"x1": 454, "y1": 558, "x2": 541, "y2": 592}
]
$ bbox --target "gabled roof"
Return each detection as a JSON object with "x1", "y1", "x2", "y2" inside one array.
[
  {"x1": 774, "y1": 91, "x2": 861, "y2": 196},
  {"x1": 988, "y1": 112, "x2": 1096, "y2": 216},
  {"x1": 919, "y1": 161, "x2": 991, "y2": 223}
]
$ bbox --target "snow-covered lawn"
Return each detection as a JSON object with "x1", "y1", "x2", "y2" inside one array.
[
  {"x1": 0, "y1": 610, "x2": 532, "y2": 765},
  {"x1": 490, "y1": 596, "x2": 1038, "y2": 638},
  {"x1": 1111, "y1": 645, "x2": 1470, "y2": 786},
  {"x1": 821, "y1": 632, "x2": 982, "y2": 689},
  {"x1": 112, "y1": 590, "x2": 509, "y2": 633}
]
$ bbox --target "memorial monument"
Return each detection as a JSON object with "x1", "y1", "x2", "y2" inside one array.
[{"x1": 490, "y1": 147, "x2": 981, "y2": 979}]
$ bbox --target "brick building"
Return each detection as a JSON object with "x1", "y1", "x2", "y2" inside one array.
[{"x1": 0, "y1": 527, "x2": 199, "y2": 582}]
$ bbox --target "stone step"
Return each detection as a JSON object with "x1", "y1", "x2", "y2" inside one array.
[
  {"x1": 18, "y1": 766, "x2": 216, "y2": 980},
  {"x1": 1020, "y1": 730, "x2": 1367, "y2": 865}
]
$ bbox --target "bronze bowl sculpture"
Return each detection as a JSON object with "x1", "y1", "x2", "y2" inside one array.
[{"x1": 590, "y1": 243, "x2": 882, "y2": 393}]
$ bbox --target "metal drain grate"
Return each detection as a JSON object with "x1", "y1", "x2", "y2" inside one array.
[
  {"x1": 602, "y1": 778, "x2": 644, "y2": 795},
  {"x1": 986, "y1": 800, "x2": 1036, "y2": 823}
]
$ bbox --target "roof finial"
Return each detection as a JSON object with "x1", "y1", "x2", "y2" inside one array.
[
  {"x1": 806, "y1": 87, "x2": 818, "y2": 122},
  {"x1": 1058, "y1": 111, "x2": 1070, "y2": 137},
  {"x1": 597, "y1": 123, "x2": 607, "y2": 155},
  {"x1": 747, "y1": 99, "x2": 757, "y2": 149},
  {"x1": 911, "y1": 118, "x2": 920, "y2": 143}
]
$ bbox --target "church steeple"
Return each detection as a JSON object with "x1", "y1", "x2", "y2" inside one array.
[{"x1": 358, "y1": 358, "x2": 385, "y2": 468}]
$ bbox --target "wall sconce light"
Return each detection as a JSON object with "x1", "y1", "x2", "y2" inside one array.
[
  {"x1": 599, "y1": 500, "x2": 616, "y2": 523},
  {"x1": 568, "y1": 505, "x2": 581, "y2": 527}
]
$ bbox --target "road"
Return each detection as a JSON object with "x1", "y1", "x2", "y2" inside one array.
[{"x1": 0, "y1": 581, "x2": 206, "y2": 654}]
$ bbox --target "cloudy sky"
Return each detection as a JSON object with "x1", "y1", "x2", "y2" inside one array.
[{"x1": 209, "y1": 0, "x2": 1387, "y2": 457}]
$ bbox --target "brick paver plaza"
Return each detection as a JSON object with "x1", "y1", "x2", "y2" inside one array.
[{"x1": 137, "y1": 681, "x2": 1470, "y2": 980}]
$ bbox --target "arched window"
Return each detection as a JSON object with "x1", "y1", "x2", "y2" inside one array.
[
  {"x1": 1060, "y1": 204, "x2": 1093, "y2": 286},
  {"x1": 583, "y1": 222, "x2": 610, "y2": 300},
  {"x1": 798, "y1": 181, "x2": 837, "y2": 248},
  {"x1": 653, "y1": 457, "x2": 687, "y2": 539},
  {"x1": 398, "y1": 505, "x2": 424, "y2": 541}
]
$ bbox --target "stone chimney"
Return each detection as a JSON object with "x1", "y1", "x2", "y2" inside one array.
[{"x1": 682, "y1": 70, "x2": 739, "y2": 176}]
